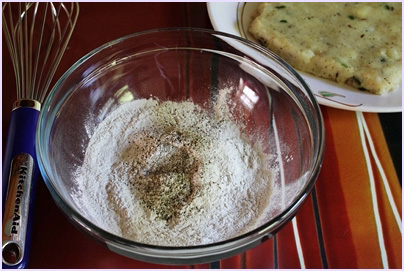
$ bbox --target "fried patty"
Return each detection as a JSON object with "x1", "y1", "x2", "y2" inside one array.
[{"x1": 249, "y1": 2, "x2": 402, "y2": 94}]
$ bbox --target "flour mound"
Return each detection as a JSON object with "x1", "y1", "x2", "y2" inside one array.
[{"x1": 72, "y1": 90, "x2": 273, "y2": 246}]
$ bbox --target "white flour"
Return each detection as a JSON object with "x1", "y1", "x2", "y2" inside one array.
[{"x1": 72, "y1": 89, "x2": 274, "y2": 246}]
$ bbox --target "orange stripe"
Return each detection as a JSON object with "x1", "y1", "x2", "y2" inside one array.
[
  {"x1": 315, "y1": 107, "x2": 359, "y2": 268},
  {"x1": 324, "y1": 108, "x2": 386, "y2": 268}
]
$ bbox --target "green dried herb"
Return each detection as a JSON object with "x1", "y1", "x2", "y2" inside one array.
[
  {"x1": 335, "y1": 57, "x2": 348, "y2": 68},
  {"x1": 348, "y1": 15, "x2": 355, "y2": 20},
  {"x1": 279, "y1": 19, "x2": 288, "y2": 23},
  {"x1": 276, "y1": 5, "x2": 286, "y2": 9}
]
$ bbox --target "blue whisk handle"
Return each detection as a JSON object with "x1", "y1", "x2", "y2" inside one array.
[{"x1": 2, "y1": 101, "x2": 41, "y2": 269}]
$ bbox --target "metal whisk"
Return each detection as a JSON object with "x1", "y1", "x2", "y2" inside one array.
[{"x1": 2, "y1": 2, "x2": 79, "y2": 268}]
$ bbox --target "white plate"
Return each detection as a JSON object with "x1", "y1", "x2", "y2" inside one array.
[{"x1": 207, "y1": 2, "x2": 402, "y2": 112}]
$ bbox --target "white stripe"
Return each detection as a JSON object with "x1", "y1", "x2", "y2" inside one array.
[
  {"x1": 359, "y1": 113, "x2": 402, "y2": 233},
  {"x1": 356, "y1": 112, "x2": 389, "y2": 268},
  {"x1": 273, "y1": 117, "x2": 305, "y2": 268},
  {"x1": 292, "y1": 217, "x2": 306, "y2": 269}
]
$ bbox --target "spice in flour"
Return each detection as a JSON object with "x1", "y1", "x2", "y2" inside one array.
[
  {"x1": 72, "y1": 89, "x2": 274, "y2": 246},
  {"x1": 130, "y1": 131, "x2": 202, "y2": 223}
]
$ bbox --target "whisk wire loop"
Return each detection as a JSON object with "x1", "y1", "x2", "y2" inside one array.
[
  {"x1": 40, "y1": 3, "x2": 75, "y2": 103},
  {"x1": 29, "y1": 2, "x2": 44, "y2": 102},
  {"x1": 33, "y1": 2, "x2": 55, "y2": 103},
  {"x1": 2, "y1": 4, "x2": 21, "y2": 100},
  {"x1": 2, "y1": 2, "x2": 79, "y2": 104}
]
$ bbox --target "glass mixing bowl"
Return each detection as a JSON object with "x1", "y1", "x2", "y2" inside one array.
[{"x1": 36, "y1": 28, "x2": 325, "y2": 264}]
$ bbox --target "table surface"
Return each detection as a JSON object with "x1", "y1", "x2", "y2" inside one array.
[{"x1": 2, "y1": 2, "x2": 402, "y2": 269}]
